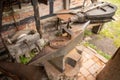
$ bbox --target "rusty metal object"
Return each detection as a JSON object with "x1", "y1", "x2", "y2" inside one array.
[
  {"x1": 56, "y1": 13, "x2": 74, "y2": 39},
  {"x1": 49, "y1": 37, "x2": 69, "y2": 49},
  {"x1": 57, "y1": 13, "x2": 74, "y2": 22}
]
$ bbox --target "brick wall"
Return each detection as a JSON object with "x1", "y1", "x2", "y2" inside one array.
[
  {"x1": 0, "y1": 0, "x2": 90, "y2": 49},
  {"x1": 1, "y1": 0, "x2": 64, "y2": 37},
  {"x1": 1, "y1": 0, "x2": 92, "y2": 37},
  {"x1": 70, "y1": 0, "x2": 91, "y2": 8},
  {"x1": 0, "y1": 0, "x2": 64, "y2": 49}
]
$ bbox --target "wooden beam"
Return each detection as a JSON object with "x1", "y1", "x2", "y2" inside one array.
[
  {"x1": 0, "y1": 1, "x2": 3, "y2": 29},
  {"x1": 31, "y1": 0, "x2": 42, "y2": 38},
  {"x1": 63, "y1": 0, "x2": 70, "y2": 10},
  {"x1": 0, "y1": 1, "x2": 10, "y2": 54},
  {"x1": 0, "y1": 1, "x2": 5, "y2": 46},
  {"x1": 49, "y1": 0, "x2": 54, "y2": 14}
]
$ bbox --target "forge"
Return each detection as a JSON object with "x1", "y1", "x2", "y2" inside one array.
[{"x1": 0, "y1": 0, "x2": 117, "y2": 80}]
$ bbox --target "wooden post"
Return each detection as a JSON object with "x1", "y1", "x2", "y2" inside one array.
[
  {"x1": 49, "y1": 0, "x2": 54, "y2": 14},
  {"x1": 0, "y1": 1, "x2": 13, "y2": 61},
  {"x1": 63, "y1": 0, "x2": 70, "y2": 10},
  {"x1": 0, "y1": 1, "x2": 3, "y2": 30},
  {"x1": 96, "y1": 47, "x2": 120, "y2": 80},
  {"x1": 92, "y1": 24, "x2": 104, "y2": 34},
  {"x1": 0, "y1": 1, "x2": 7, "y2": 51},
  {"x1": 31, "y1": 0, "x2": 42, "y2": 38}
]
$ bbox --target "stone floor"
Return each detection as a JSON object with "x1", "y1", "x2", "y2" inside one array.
[{"x1": 75, "y1": 45, "x2": 108, "y2": 80}]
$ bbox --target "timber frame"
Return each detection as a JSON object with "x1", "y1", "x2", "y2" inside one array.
[
  {"x1": 0, "y1": 0, "x2": 97, "y2": 33},
  {"x1": 0, "y1": 0, "x2": 42, "y2": 50}
]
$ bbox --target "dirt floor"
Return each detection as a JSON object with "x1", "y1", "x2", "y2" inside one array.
[{"x1": 88, "y1": 34, "x2": 117, "y2": 56}]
